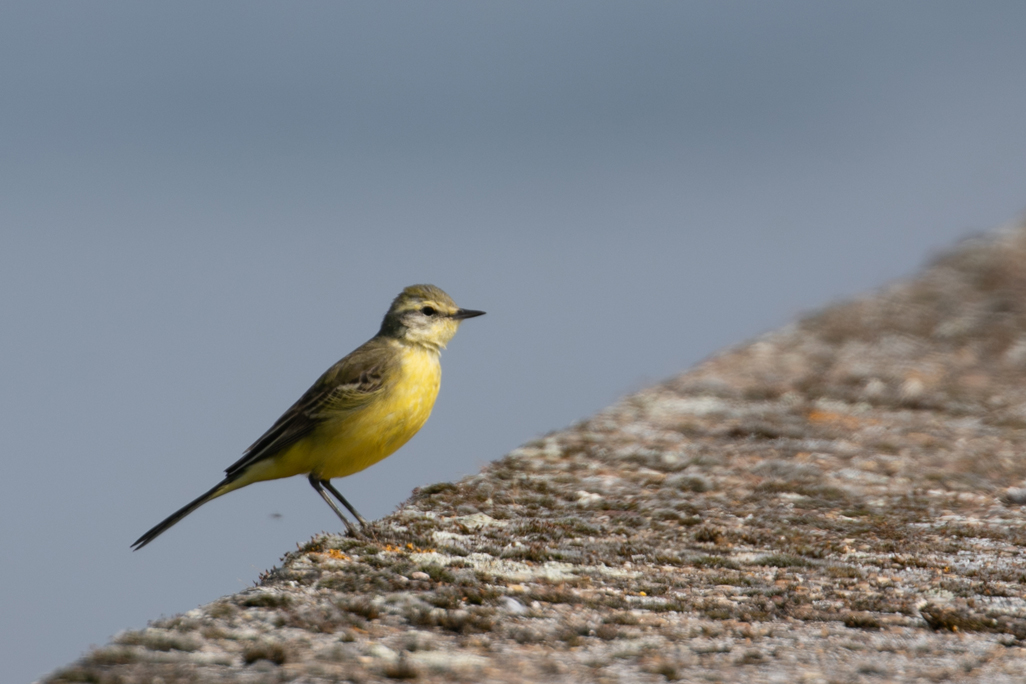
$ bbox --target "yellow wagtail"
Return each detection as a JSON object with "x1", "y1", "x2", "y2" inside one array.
[{"x1": 132, "y1": 284, "x2": 484, "y2": 550}]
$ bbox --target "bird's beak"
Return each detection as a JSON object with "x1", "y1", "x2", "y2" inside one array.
[{"x1": 452, "y1": 308, "x2": 486, "y2": 320}]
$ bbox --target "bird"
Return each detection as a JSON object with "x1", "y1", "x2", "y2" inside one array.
[{"x1": 132, "y1": 284, "x2": 484, "y2": 550}]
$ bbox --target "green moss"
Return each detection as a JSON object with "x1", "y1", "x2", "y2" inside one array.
[
  {"x1": 208, "y1": 601, "x2": 238, "y2": 619},
  {"x1": 602, "y1": 611, "x2": 640, "y2": 626},
  {"x1": 555, "y1": 621, "x2": 591, "y2": 647},
  {"x1": 850, "y1": 595, "x2": 914, "y2": 616},
  {"x1": 692, "y1": 527, "x2": 723, "y2": 544},
  {"x1": 239, "y1": 592, "x2": 291, "y2": 609},
  {"x1": 753, "y1": 554, "x2": 813, "y2": 568},
  {"x1": 415, "y1": 482, "x2": 457, "y2": 498},
  {"x1": 45, "y1": 667, "x2": 103, "y2": 684},
  {"x1": 826, "y1": 565, "x2": 864, "y2": 579},
  {"x1": 115, "y1": 630, "x2": 199, "y2": 652},
  {"x1": 242, "y1": 641, "x2": 288, "y2": 666},
  {"x1": 692, "y1": 555, "x2": 740, "y2": 570},
  {"x1": 382, "y1": 654, "x2": 420, "y2": 679},
  {"x1": 418, "y1": 563, "x2": 455, "y2": 583},
  {"x1": 407, "y1": 605, "x2": 497, "y2": 634},
  {"x1": 843, "y1": 612, "x2": 882, "y2": 630},
  {"x1": 698, "y1": 600, "x2": 739, "y2": 621},
  {"x1": 526, "y1": 585, "x2": 583, "y2": 605},
  {"x1": 341, "y1": 598, "x2": 381, "y2": 621},
  {"x1": 707, "y1": 573, "x2": 754, "y2": 586},
  {"x1": 649, "y1": 659, "x2": 681, "y2": 681},
  {"x1": 85, "y1": 648, "x2": 138, "y2": 666}
]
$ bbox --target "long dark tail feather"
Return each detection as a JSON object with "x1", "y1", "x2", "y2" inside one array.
[{"x1": 131, "y1": 478, "x2": 234, "y2": 550}]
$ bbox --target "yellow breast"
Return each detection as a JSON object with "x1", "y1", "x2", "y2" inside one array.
[{"x1": 313, "y1": 343, "x2": 441, "y2": 479}]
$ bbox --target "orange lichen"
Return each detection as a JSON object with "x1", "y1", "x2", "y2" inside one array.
[
  {"x1": 807, "y1": 410, "x2": 863, "y2": 429},
  {"x1": 381, "y1": 543, "x2": 435, "y2": 554}
]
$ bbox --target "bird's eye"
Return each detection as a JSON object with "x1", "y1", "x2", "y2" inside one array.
[{"x1": 421, "y1": 306, "x2": 436, "y2": 316}]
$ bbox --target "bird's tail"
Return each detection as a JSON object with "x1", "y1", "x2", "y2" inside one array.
[{"x1": 131, "y1": 477, "x2": 239, "y2": 550}]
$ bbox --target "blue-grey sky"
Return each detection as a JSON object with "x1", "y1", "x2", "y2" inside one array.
[{"x1": 4, "y1": 2, "x2": 1026, "y2": 681}]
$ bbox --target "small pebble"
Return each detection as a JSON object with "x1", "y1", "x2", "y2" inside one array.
[
  {"x1": 500, "y1": 597, "x2": 527, "y2": 614},
  {"x1": 1003, "y1": 488, "x2": 1026, "y2": 505}
]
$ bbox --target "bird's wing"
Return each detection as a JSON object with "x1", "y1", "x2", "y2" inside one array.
[{"x1": 224, "y1": 338, "x2": 398, "y2": 479}]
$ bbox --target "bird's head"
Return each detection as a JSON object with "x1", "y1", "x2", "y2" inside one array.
[{"x1": 378, "y1": 284, "x2": 485, "y2": 350}]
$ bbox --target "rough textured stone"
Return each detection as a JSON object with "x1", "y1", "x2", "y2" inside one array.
[{"x1": 45, "y1": 221, "x2": 1026, "y2": 683}]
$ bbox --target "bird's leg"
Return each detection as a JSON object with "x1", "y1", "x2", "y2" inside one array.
[
  {"x1": 322, "y1": 479, "x2": 368, "y2": 526},
  {"x1": 308, "y1": 474, "x2": 360, "y2": 536}
]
